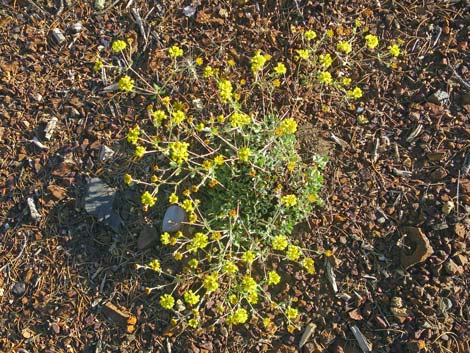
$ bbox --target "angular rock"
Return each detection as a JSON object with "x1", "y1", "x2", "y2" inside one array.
[
  {"x1": 137, "y1": 224, "x2": 158, "y2": 250},
  {"x1": 84, "y1": 178, "x2": 122, "y2": 232},
  {"x1": 162, "y1": 205, "x2": 187, "y2": 233},
  {"x1": 444, "y1": 259, "x2": 464, "y2": 275},
  {"x1": 400, "y1": 227, "x2": 434, "y2": 269},
  {"x1": 99, "y1": 145, "x2": 115, "y2": 162},
  {"x1": 102, "y1": 302, "x2": 137, "y2": 333},
  {"x1": 427, "y1": 89, "x2": 449, "y2": 105}
]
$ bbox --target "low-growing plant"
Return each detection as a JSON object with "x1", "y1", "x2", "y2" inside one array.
[{"x1": 94, "y1": 21, "x2": 401, "y2": 332}]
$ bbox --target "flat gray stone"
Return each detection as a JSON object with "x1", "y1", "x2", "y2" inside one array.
[
  {"x1": 85, "y1": 178, "x2": 122, "y2": 232},
  {"x1": 428, "y1": 89, "x2": 449, "y2": 105},
  {"x1": 162, "y1": 205, "x2": 187, "y2": 233}
]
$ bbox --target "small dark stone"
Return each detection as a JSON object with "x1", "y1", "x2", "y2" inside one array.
[{"x1": 12, "y1": 282, "x2": 26, "y2": 296}]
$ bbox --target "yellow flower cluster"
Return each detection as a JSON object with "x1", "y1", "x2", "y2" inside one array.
[
  {"x1": 218, "y1": 79, "x2": 233, "y2": 102},
  {"x1": 123, "y1": 173, "x2": 132, "y2": 185},
  {"x1": 241, "y1": 275, "x2": 257, "y2": 293},
  {"x1": 94, "y1": 58, "x2": 103, "y2": 71},
  {"x1": 171, "y1": 110, "x2": 186, "y2": 124},
  {"x1": 111, "y1": 39, "x2": 127, "y2": 53},
  {"x1": 188, "y1": 232, "x2": 208, "y2": 253},
  {"x1": 319, "y1": 53, "x2": 333, "y2": 68},
  {"x1": 274, "y1": 62, "x2": 287, "y2": 75},
  {"x1": 141, "y1": 191, "x2": 157, "y2": 207},
  {"x1": 168, "y1": 45, "x2": 183, "y2": 58},
  {"x1": 118, "y1": 75, "x2": 134, "y2": 92},
  {"x1": 272, "y1": 235, "x2": 288, "y2": 251},
  {"x1": 241, "y1": 250, "x2": 256, "y2": 263},
  {"x1": 223, "y1": 261, "x2": 238, "y2": 274},
  {"x1": 365, "y1": 34, "x2": 379, "y2": 49},
  {"x1": 184, "y1": 290, "x2": 200, "y2": 306},
  {"x1": 347, "y1": 86, "x2": 363, "y2": 99},
  {"x1": 286, "y1": 306, "x2": 298, "y2": 320},
  {"x1": 304, "y1": 30, "x2": 317, "y2": 41},
  {"x1": 160, "y1": 293, "x2": 175, "y2": 309},
  {"x1": 227, "y1": 308, "x2": 248, "y2": 325},
  {"x1": 296, "y1": 49, "x2": 310, "y2": 60},
  {"x1": 281, "y1": 194, "x2": 297, "y2": 207},
  {"x1": 388, "y1": 44, "x2": 400, "y2": 57},
  {"x1": 275, "y1": 118, "x2": 297, "y2": 136},
  {"x1": 148, "y1": 259, "x2": 161, "y2": 272},
  {"x1": 286, "y1": 245, "x2": 301, "y2": 261},
  {"x1": 251, "y1": 50, "x2": 271, "y2": 73},
  {"x1": 318, "y1": 71, "x2": 333, "y2": 85},
  {"x1": 169, "y1": 141, "x2": 190, "y2": 164},
  {"x1": 238, "y1": 147, "x2": 251, "y2": 162},
  {"x1": 267, "y1": 270, "x2": 281, "y2": 285},
  {"x1": 336, "y1": 41, "x2": 352, "y2": 54},
  {"x1": 203, "y1": 273, "x2": 219, "y2": 292},
  {"x1": 302, "y1": 257, "x2": 315, "y2": 274},
  {"x1": 230, "y1": 112, "x2": 251, "y2": 128},
  {"x1": 152, "y1": 110, "x2": 167, "y2": 126}
]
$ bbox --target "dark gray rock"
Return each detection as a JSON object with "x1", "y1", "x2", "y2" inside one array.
[{"x1": 162, "y1": 205, "x2": 187, "y2": 233}]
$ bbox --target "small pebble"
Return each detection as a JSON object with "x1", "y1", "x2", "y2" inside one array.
[{"x1": 12, "y1": 282, "x2": 26, "y2": 296}]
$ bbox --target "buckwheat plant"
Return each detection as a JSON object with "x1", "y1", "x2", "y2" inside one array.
[{"x1": 96, "y1": 21, "x2": 401, "y2": 333}]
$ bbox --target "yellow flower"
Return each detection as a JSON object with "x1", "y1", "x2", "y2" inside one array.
[
  {"x1": 296, "y1": 49, "x2": 310, "y2": 60},
  {"x1": 319, "y1": 53, "x2": 333, "y2": 68},
  {"x1": 211, "y1": 231, "x2": 222, "y2": 241},
  {"x1": 262, "y1": 317, "x2": 271, "y2": 328},
  {"x1": 134, "y1": 145, "x2": 146, "y2": 158},
  {"x1": 184, "y1": 290, "x2": 200, "y2": 306},
  {"x1": 267, "y1": 270, "x2": 281, "y2": 285},
  {"x1": 223, "y1": 261, "x2": 238, "y2": 274},
  {"x1": 168, "y1": 45, "x2": 183, "y2": 58},
  {"x1": 151, "y1": 175, "x2": 159, "y2": 183},
  {"x1": 169, "y1": 193, "x2": 178, "y2": 204},
  {"x1": 272, "y1": 235, "x2": 288, "y2": 251},
  {"x1": 227, "y1": 58, "x2": 236, "y2": 66},
  {"x1": 148, "y1": 259, "x2": 161, "y2": 272},
  {"x1": 161, "y1": 96, "x2": 171, "y2": 106},
  {"x1": 171, "y1": 110, "x2": 186, "y2": 124},
  {"x1": 326, "y1": 29, "x2": 334, "y2": 38},
  {"x1": 230, "y1": 112, "x2": 251, "y2": 128},
  {"x1": 169, "y1": 141, "x2": 190, "y2": 164},
  {"x1": 123, "y1": 173, "x2": 132, "y2": 185},
  {"x1": 127, "y1": 126, "x2": 140, "y2": 145},
  {"x1": 208, "y1": 179, "x2": 218, "y2": 188},
  {"x1": 213, "y1": 155, "x2": 224, "y2": 165},
  {"x1": 188, "y1": 318, "x2": 199, "y2": 328},
  {"x1": 203, "y1": 65, "x2": 214, "y2": 78},
  {"x1": 275, "y1": 117, "x2": 297, "y2": 136},
  {"x1": 286, "y1": 306, "x2": 298, "y2": 320},
  {"x1": 230, "y1": 308, "x2": 248, "y2": 324},
  {"x1": 247, "y1": 291, "x2": 258, "y2": 304},
  {"x1": 388, "y1": 43, "x2": 400, "y2": 57},
  {"x1": 160, "y1": 294, "x2": 175, "y2": 309},
  {"x1": 286, "y1": 245, "x2": 301, "y2": 261},
  {"x1": 273, "y1": 78, "x2": 281, "y2": 87},
  {"x1": 365, "y1": 34, "x2": 379, "y2": 49},
  {"x1": 238, "y1": 147, "x2": 251, "y2": 162},
  {"x1": 152, "y1": 109, "x2": 167, "y2": 126},
  {"x1": 203, "y1": 273, "x2": 219, "y2": 292},
  {"x1": 241, "y1": 275, "x2": 257, "y2": 293},
  {"x1": 251, "y1": 50, "x2": 270, "y2": 73},
  {"x1": 229, "y1": 294, "x2": 238, "y2": 305},
  {"x1": 218, "y1": 79, "x2": 233, "y2": 102},
  {"x1": 202, "y1": 160, "x2": 213, "y2": 171},
  {"x1": 141, "y1": 191, "x2": 157, "y2": 207},
  {"x1": 355, "y1": 19, "x2": 362, "y2": 27},
  {"x1": 118, "y1": 75, "x2": 134, "y2": 92},
  {"x1": 94, "y1": 58, "x2": 103, "y2": 71},
  {"x1": 187, "y1": 232, "x2": 208, "y2": 253},
  {"x1": 302, "y1": 257, "x2": 315, "y2": 274},
  {"x1": 173, "y1": 251, "x2": 183, "y2": 260},
  {"x1": 181, "y1": 199, "x2": 194, "y2": 212},
  {"x1": 318, "y1": 71, "x2": 333, "y2": 85},
  {"x1": 195, "y1": 57, "x2": 203, "y2": 65},
  {"x1": 111, "y1": 39, "x2": 127, "y2": 52},
  {"x1": 347, "y1": 86, "x2": 363, "y2": 99},
  {"x1": 274, "y1": 62, "x2": 287, "y2": 75},
  {"x1": 241, "y1": 250, "x2": 256, "y2": 263},
  {"x1": 304, "y1": 30, "x2": 317, "y2": 40},
  {"x1": 160, "y1": 232, "x2": 171, "y2": 245},
  {"x1": 188, "y1": 212, "x2": 197, "y2": 223},
  {"x1": 342, "y1": 77, "x2": 352, "y2": 86},
  {"x1": 281, "y1": 194, "x2": 297, "y2": 207},
  {"x1": 308, "y1": 194, "x2": 316, "y2": 203},
  {"x1": 324, "y1": 249, "x2": 333, "y2": 257},
  {"x1": 336, "y1": 41, "x2": 352, "y2": 54}
]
